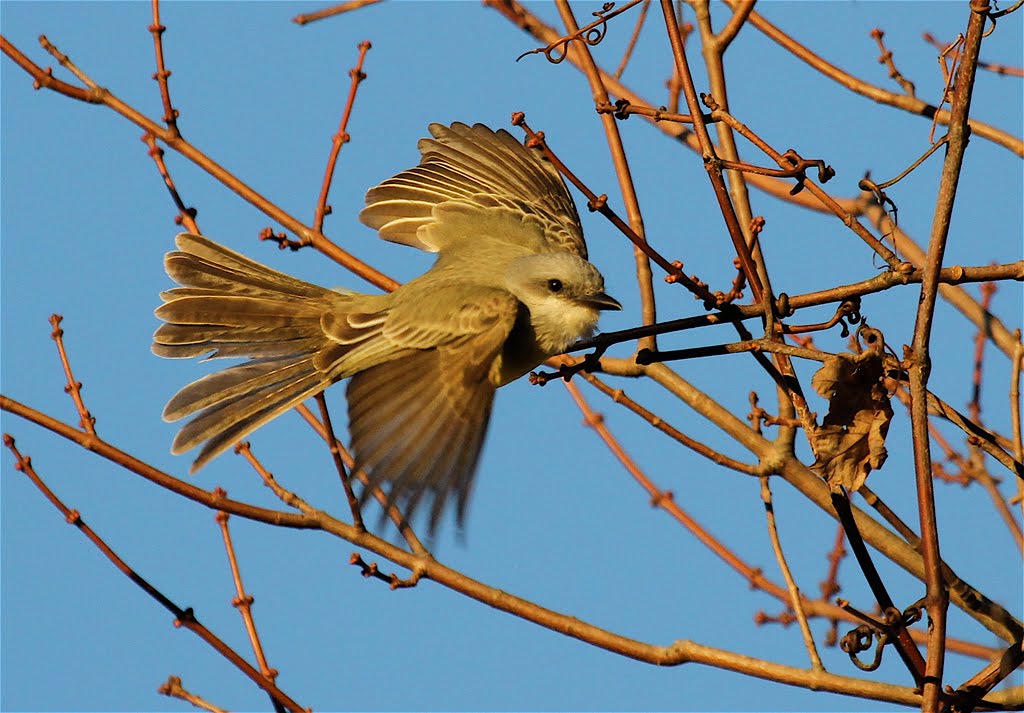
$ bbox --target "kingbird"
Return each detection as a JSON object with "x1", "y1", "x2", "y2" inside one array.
[{"x1": 154, "y1": 122, "x2": 620, "y2": 530}]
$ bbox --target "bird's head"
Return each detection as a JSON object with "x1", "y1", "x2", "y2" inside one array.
[{"x1": 504, "y1": 252, "x2": 621, "y2": 356}]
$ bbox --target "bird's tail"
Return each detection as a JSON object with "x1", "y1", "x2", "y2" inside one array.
[{"x1": 153, "y1": 233, "x2": 346, "y2": 472}]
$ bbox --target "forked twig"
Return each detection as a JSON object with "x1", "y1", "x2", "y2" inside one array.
[{"x1": 1, "y1": 436, "x2": 306, "y2": 713}]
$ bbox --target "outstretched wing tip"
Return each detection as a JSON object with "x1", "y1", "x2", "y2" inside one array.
[{"x1": 363, "y1": 121, "x2": 585, "y2": 256}]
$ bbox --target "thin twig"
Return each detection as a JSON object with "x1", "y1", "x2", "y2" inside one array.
[
  {"x1": 820, "y1": 524, "x2": 847, "y2": 646},
  {"x1": 870, "y1": 28, "x2": 916, "y2": 96},
  {"x1": 714, "y1": 0, "x2": 756, "y2": 51},
  {"x1": 314, "y1": 392, "x2": 365, "y2": 531},
  {"x1": 969, "y1": 282, "x2": 997, "y2": 423},
  {"x1": 141, "y1": 132, "x2": 200, "y2": 233},
  {"x1": 234, "y1": 441, "x2": 317, "y2": 514},
  {"x1": 909, "y1": 7, "x2": 998, "y2": 701},
  {"x1": 294, "y1": 403, "x2": 427, "y2": 555},
  {"x1": 830, "y1": 489, "x2": 926, "y2": 686},
  {"x1": 613, "y1": 0, "x2": 650, "y2": 79},
  {"x1": 703, "y1": 97, "x2": 902, "y2": 270},
  {"x1": 214, "y1": 509, "x2": 284, "y2": 713},
  {"x1": 1013, "y1": 336, "x2": 1024, "y2": 518},
  {"x1": 1, "y1": 436, "x2": 306, "y2": 713},
  {"x1": 659, "y1": 0, "x2": 764, "y2": 303},
  {"x1": 553, "y1": 0, "x2": 660, "y2": 343},
  {"x1": 512, "y1": 113, "x2": 713, "y2": 308},
  {"x1": 949, "y1": 637, "x2": 1024, "y2": 710},
  {"x1": 721, "y1": 2, "x2": 1022, "y2": 156},
  {"x1": 158, "y1": 676, "x2": 227, "y2": 713},
  {"x1": 38, "y1": 34, "x2": 97, "y2": 89},
  {"x1": 518, "y1": 0, "x2": 647, "y2": 64},
  {"x1": 313, "y1": 41, "x2": 371, "y2": 234},
  {"x1": 149, "y1": 0, "x2": 181, "y2": 137},
  {"x1": 923, "y1": 31, "x2": 1024, "y2": 76},
  {"x1": 0, "y1": 35, "x2": 398, "y2": 291},
  {"x1": 1, "y1": 393, "x2": 1009, "y2": 675},
  {"x1": 578, "y1": 368, "x2": 761, "y2": 475},
  {"x1": 759, "y1": 476, "x2": 825, "y2": 671},
  {"x1": 292, "y1": 0, "x2": 384, "y2": 25},
  {"x1": 48, "y1": 315, "x2": 97, "y2": 435}
]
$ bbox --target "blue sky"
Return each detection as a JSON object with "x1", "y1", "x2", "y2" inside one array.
[{"x1": 2, "y1": 2, "x2": 1022, "y2": 711}]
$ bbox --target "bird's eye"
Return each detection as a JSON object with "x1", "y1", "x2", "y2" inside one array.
[{"x1": 547, "y1": 279, "x2": 563, "y2": 293}]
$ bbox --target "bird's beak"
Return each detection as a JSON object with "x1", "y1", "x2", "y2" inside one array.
[{"x1": 586, "y1": 291, "x2": 622, "y2": 311}]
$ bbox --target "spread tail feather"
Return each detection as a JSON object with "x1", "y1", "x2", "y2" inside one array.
[{"x1": 154, "y1": 234, "x2": 343, "y2": 471}]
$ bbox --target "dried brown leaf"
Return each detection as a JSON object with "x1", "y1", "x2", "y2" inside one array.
[{"x1": 810, "y1": 344, "x2": 893, "y2": 491}]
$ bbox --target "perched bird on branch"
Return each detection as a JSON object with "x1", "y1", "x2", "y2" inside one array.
[{"x1": 153, "y1": 122, "x2": 620, "y2": 531}]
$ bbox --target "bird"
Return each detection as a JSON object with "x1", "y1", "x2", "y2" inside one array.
[{"x1": 153, "y1": 122, "x2": 620, "y2": 532}]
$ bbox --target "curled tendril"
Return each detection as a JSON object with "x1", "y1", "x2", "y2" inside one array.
[
  {"x1": 516, "y1": 1, "x2": 642, "y2": 63},
  {"x1": 856, "y1": 324, "x2": 886, "y2": 355},
  {"x1": 832, "y1": 299, "x2": 863, "y2": 338},
  {"x1": 901, "y1": 598, "x2": 926, "y2": 626},
  {"x1": 840, "y1": 623, "x2": 890, "y2": 671}
]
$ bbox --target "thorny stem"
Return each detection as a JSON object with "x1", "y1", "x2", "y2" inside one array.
[
  {"x1": 2, "y1": 436, "x2": 306, "y2": 713},
  {"x1": 908, "y1": 5, "x2": 989, "y2": 707}
]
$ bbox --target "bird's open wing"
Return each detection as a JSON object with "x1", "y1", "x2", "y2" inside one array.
[
  {"x1": 341, "y1": 287, "x2": 521, "y2": 532},
  {"x1": 359, "y1": 122, "x2": 587, "y2": 258}
]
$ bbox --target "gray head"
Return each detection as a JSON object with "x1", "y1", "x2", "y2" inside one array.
[{"x1": 504, "y1": 252, "x2": 621, "y2": 355}]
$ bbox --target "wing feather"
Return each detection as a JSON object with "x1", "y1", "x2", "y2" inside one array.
[
  {"x1": 347, "y1": 291, "x2": 518, "y2": 531},
  {"x1": 359, "y1": 122, "x2": 586, "y2": 257}
]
